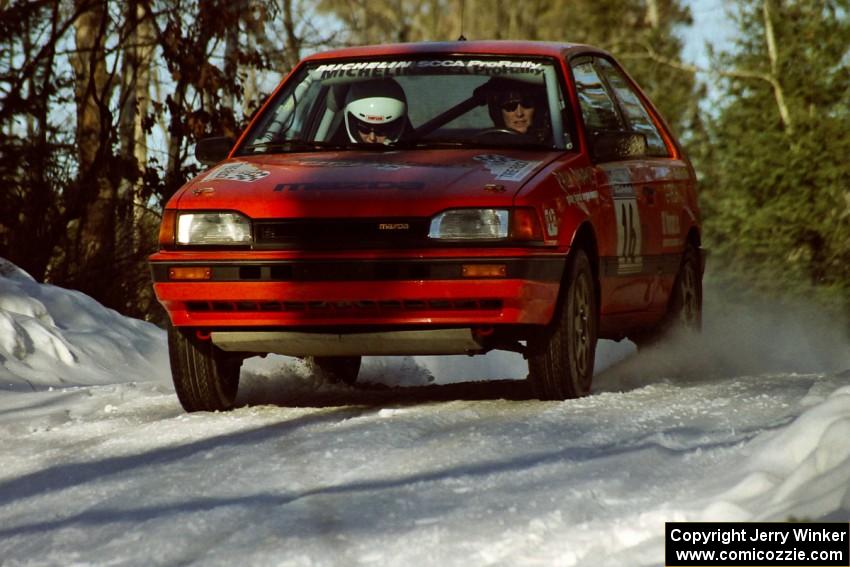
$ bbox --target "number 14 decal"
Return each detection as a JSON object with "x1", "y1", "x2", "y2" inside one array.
[{"x1": 615, "y1": 198, "x2": 643, "y2": 274}]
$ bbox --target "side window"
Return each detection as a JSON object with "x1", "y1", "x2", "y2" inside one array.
[
  {"x1": 596, "y1": 59, "x2": 669, "y2": 157},
  {"x1": 571, "y1": 59, "x2": 624, "y2": 134},
  {"x1": 247, "y1": 76, "x2": 322, "y2": 145}
]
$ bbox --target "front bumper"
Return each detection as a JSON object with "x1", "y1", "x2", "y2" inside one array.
[{"x1": 150, "y1": 253, "x2": 565, "y2": 328}]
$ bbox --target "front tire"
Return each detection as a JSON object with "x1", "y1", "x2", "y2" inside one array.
[
  {"x1": 167, "y1": 324, "x2": 241, "y2": 412},
  {"x1": 528, "y1": 249, "x2": 598, "y2": 400}
]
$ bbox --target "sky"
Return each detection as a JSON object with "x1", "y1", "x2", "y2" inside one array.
[{"x1": 683, "y1": 0, "x2": 738, "y2": 68}]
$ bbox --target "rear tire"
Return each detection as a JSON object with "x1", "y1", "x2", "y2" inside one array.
[
  {"x1": 167, "y1": 324, "x2": 241, "y2": 412},
  {"x1": 669, "y1": 245, "x2": 703, "y2": 332},
  {"x1": 528, "y1": 249, "x2": 598, "y2": 400},
  {"x1": 631, "y1": 244, "x2": 702, "y2": 349},
  {"x1": 308, "y1": 356, "x2": 362, "y2": 385}
]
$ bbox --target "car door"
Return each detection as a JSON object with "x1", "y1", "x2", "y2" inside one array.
[
  {"x1": 595, "y1": 57, "x2": 692, "y2": 312},
  {"x1": 570, "y1": 56, "x2": 653, "y2": 314}
]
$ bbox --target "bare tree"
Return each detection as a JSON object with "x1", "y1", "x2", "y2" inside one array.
[{"x1": 66, "y1": 0, "x2": 119, "y2": 302}]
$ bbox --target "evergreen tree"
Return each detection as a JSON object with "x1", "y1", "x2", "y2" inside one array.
[{"x1": 704, "y1": 0, "x2": 850, "y2": 313}]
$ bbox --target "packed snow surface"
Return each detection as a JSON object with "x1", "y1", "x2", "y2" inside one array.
[{"x1": 1, "y1": 257, "x2": 848, "y2": 566}]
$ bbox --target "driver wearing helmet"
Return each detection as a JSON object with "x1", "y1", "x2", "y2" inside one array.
[{"x1": 344, "y1": 78, "x2": 408, "y2": 144}]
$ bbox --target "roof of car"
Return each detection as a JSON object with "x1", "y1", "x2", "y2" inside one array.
[{"x1": 301, "y1": 40, "x2": 607, "y2": 62}]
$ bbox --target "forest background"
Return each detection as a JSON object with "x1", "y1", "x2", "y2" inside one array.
[{"x1": 1, "y1": 0, "x2": 848, "y2": 327}]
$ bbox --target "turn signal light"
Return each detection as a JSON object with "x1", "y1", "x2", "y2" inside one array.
[
  {"x1": 510, "y1": 208, "x2": 544, "y2": 241},
  {"x1": 462, "y1": 264, "x2": 507, "y2": 278},
  {"x1": 168, "y1": 267, "x2": 212, "y2": 281},
  {"x1": 159, "y1": 210, "x2": 177, "y2": 248}
]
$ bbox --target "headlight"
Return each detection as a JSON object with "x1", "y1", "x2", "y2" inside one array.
[
  {"x1": 176, "y1": 212, "x2": 252, "y2": 245},
  {"x1": 428, "y1": 209, "x2": 510, "y2": 240}
]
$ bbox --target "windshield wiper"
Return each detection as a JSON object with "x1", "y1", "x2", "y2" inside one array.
[
  {"x1": 398, "y1": 138, "x2": 556, "y2": 151},
  {"x1": 395, "y1": 139, "x2": 474, "y2": 149},
  {"x1": 239, "y1": 139, "x2": 348, "y2": 154}
]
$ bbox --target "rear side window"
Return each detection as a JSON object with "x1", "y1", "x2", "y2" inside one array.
[
  {"x1": 571, "y1": 60, "x2": 623, "y2": 133},
  {"x1": 596, "y1": 59, "x2": 669, "y2": 157}
]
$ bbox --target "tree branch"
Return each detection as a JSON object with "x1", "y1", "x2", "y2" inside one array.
[{"x1": 762, "y1": 0, "x2": 793, "y2": 134}]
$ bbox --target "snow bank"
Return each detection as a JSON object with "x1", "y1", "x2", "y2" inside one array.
[
  {"x1": 701, "y1": 384, "x2": 850, "y2": 522},
  {"x1": 0, "y1": 258, "x2": 169, "y2": 390}
]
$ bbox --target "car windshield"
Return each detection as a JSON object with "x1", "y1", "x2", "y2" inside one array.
[{"x1": 236, "y1": 55, "x2": 571, "y2": 154}]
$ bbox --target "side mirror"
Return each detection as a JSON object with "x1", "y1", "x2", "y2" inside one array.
[
  {"x1": 590, "y1": 131, "x2": 647, "y2": 162},
  {"x1": 195, "y1": 137, "x2": 234, "y2": 166}
]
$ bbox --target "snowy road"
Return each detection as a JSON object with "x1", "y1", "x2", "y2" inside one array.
[
  {"x1": 1, "y1": 259, "x2": 850, "y2": 566},
  {"x1": 2, "y1": 363, "x2": 849, "y2": 566}
]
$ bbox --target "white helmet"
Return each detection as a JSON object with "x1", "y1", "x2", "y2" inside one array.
[{"x1": 344, "y1": 79, "x2": 407, "y2": 144}]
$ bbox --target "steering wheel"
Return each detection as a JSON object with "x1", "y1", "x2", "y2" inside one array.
[{"x1": 475, "y1": 128, "x2": 520, "y2": 137}]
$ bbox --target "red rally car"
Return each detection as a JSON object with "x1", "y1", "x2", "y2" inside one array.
[{"x1": 150, "y1": 41, "x2": 704, "y2": 412}]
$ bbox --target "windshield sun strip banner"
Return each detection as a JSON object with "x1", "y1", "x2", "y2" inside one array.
[{"x1": 310, "y1": 58, "x2": 548, "y2": 81}]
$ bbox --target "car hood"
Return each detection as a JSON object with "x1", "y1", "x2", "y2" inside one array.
[{"x1": 174, "y1": 148, "x2": 560, "y2": 218}]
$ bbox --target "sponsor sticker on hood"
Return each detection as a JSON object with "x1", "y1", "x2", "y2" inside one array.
[
  {"x1": 286, "y1": 158, "x2": 411, "y2": 171},
  {"x1": 473, "y1": 154, "x2": 541, "y2": 182},
  {"x1": 204, "y1": 162, "x2": 270, "y2": 183}
]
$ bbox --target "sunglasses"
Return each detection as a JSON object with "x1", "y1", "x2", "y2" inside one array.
[{"x1": 500, "y1": 97, "x2": 535, "y2": 112}]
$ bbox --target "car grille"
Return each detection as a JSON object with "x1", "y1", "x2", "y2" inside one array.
[
  {"x1": 253, "y1": 218, "x2": 430, "y2": 249},
  {"x1": 185, "y1": 298, "x2": 503, "y2": 313}
]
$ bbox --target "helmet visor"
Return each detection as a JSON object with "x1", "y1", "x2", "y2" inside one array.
[{"x1": 347, "y1": 114, "x2": 406, "y2": 142}]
